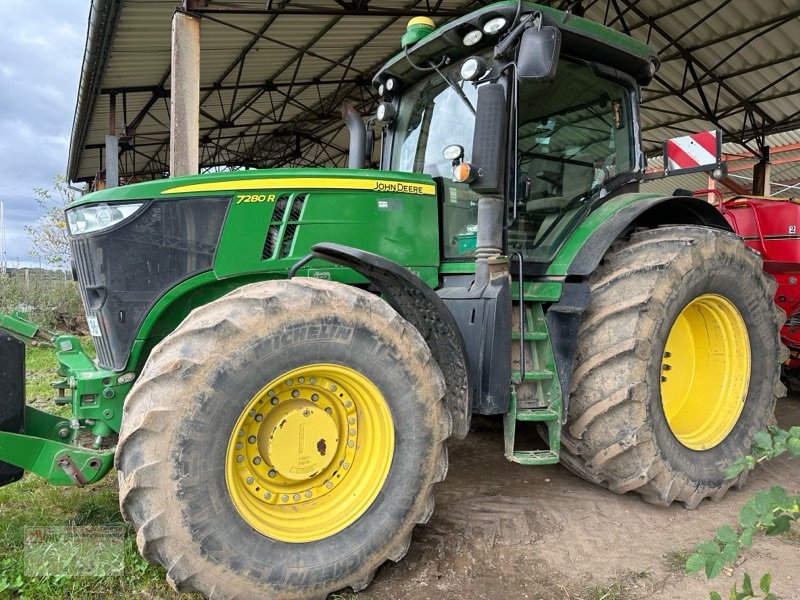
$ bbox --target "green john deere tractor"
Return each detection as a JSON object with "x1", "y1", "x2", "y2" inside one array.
[{"x1": 0, "y1": 2, "x2": 784, "y2": 598}]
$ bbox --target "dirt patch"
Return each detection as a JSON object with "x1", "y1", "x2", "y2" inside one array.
[{"x1": 356, "y1": 397, "x2": 800, "y2": 600}]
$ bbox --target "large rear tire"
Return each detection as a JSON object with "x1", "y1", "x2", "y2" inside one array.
[
  {"x1": 116, "y1": 278, "x2": 448, "y2": 599},
  {"x1": 561, "y1": 226, "x2": 784, "y2": 508}
]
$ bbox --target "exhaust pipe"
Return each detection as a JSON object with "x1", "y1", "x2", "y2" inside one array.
[{"x1": 342, "y1": 104, "x2": 366, "y2": 169}]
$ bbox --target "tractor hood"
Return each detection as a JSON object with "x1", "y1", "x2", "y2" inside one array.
[
  {"x1": 67, "y1": 168, "x2": 441, "y2": 371},
  {"x1": 68, "y1": 168, "x2": 437, "y2": 207}
]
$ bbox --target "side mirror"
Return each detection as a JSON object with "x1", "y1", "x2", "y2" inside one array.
[{"x1": 517, "y1": 25, "x2": 561, "y2": 81}]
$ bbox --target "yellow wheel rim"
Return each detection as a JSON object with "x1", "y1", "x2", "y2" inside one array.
[
  {"x1": 225, "y1": 364, "x2": 394, "y2": 543},
  {"x1": 661, "y1": 294, "x2": 750, "y2": 450}
]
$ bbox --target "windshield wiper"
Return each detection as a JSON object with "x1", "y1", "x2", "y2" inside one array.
[
  {"x1": 431, "y1": 63, "x2": 476, "y2": 116},
  {"x1": 403, "y1": 46, "x2": 475, "y2": 115}
]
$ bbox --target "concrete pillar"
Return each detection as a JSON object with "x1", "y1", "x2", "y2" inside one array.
[
  {"x1": 105, "y1": 93, "x2": 118, "y2": 188},
  {"x1": 170, "y1": 10, "x2": 200, "y2": 177},
  {"x1": 753, "y1": 146, "x2": 771, "y2": 196},
  {"x1": 105, "y1": 135, "x2": 119, "y2": 187}
]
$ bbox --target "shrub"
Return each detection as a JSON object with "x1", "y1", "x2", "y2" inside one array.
[{"x1": 0, "y1": 270, "x2": 85, "y2": 334}]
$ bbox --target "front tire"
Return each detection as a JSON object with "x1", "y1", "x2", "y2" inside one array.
[
  {"x1": 562, "y1": 226, "x2": 783, "y2": 508},
  {"x1": 116, "y1": 278, "x2": 448, "y2": 599}
]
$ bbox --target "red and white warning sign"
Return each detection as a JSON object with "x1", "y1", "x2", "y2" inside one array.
[{"x1": 663, "y1": 130, "x2": 722, "y2": 176}]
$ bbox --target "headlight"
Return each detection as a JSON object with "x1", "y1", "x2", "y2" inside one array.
[
  {"x1": 460, "y1": 56, "x2": 487, "y2": 81},
  {"x1": 66, "y1": 202, "x2": 144, "y2": 235},
  {"x1": 462, "y1": 28, "x2": 483, "y2": 46},
  {"x1": 482, "y1": 16, "x2": 507, "y2": 34},
  {"x1": 376, "y1": 102, "x2": 397, "y2": 123}
]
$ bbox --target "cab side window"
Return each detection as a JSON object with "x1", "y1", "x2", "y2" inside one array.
[{"x1": 509, "y1": 60, "x2": 634, "y2": 261}]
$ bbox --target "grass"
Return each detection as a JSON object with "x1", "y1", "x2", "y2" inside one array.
[
  {"x1": 0, "y1": 341, "x2": 196, "y2": 599},
  {"x1": 584, "y1": 571, "x2": 651, "y2": 600},
  {"x1": 664, "y1": 548, "x2": 692, "y2": 574},
  {"x1": 586, "y1": 580, "x2": 630, "y2": 600}
]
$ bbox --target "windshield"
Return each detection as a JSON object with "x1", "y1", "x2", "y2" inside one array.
[
  {"x1": 391, "y1": 62, "x2": 483, "y2": 260},
  {"x1": 391, "y1": 62, "x2": 480, "y2": 177},
  {"x1": 390, "y1": 57, "x2": 636, "y2": 263}
]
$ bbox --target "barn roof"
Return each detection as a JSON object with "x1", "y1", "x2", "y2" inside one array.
[{"x1": 67, "y1": 0, "x2": 800, "y2": 196}]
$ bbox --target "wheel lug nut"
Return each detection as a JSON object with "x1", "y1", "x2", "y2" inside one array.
[
  {"x1": 236, "y1": 455, "x2": 244, "y2": 463},
  {"x1": 325, "y1": 481, "x2": 333, "y2": 489},
  {"x1": 264, "y1": 492, "x2": 271, "y2": 500},
  {"x1": 268, "y1": 469, "x2": 277, "y2": 478},
  {"x1": 271, "y1": 398, "x2": 278, "y2": 405},
  {"x1": 662, "y1": 364, "x2": 671, "y2": 371},
  {"x1": 292, "y1": 390, "x2": 299, "y2": 398},
  {"x1": 661, "y1": 376, "x2": 668, "y2": 382},
  {"x1": 325, "y1": 407, "x2": 332, "y2": 414},
  {"x1": 253, "y1": 456, "x2": 261, "y2": 465},
  {"x1": 248, "y1": 409, "x2": 256, "y2": 417},
  {"x1": 281, "y1": 495, "x2": 289, "y2": 502},
  {"x1": 248, "y1": 435, "x2": 256, "y2": 444},
  {"x1": 329, "y1": 385, "x2": 337, "y2": 392},
  {"x1": 305, "y1": 491, "x2": 312, "y2": 498},
  {"x1": 255, "y1": 414, "x2": 263, "y2": 422},
  {"x1": 348, "y1": 417, "x2": 355, "y2": 425},
  {"x1": 293, "y1": 494, "x2": 300, "y2": 501},
  {"x1": 311, "y1": 394, "x2": 319, "y2": 402},
  {"x1": 664, "y1": 351, "x2": 672, "y2": 358},
  {"x1": 246, "y1": 477, "x2": 254, "y2": 485}
]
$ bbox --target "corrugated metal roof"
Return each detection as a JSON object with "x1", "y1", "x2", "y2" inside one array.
[{"x1": 68, "y1": 0, "x2": 800, "y2": 194}]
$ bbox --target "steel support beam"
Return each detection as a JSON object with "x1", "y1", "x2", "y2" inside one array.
[{"x1": 752, "y1": 147, "x2": 771, "y2": 196}]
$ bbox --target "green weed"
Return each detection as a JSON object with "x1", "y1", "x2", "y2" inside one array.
[{"x1": 586, "y1": 580, "x2": 631, "y2": 600}]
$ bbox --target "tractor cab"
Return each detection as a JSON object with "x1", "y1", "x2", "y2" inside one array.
[{"x1": 369, "y1": 3, "x2": 655, "y2": 269}]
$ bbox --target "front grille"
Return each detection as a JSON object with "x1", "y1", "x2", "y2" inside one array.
[
  {"x1": 72, "y1": 237, "x2": 115, "y2": 368},
  {"x1": 279, "y1": 194, "x2": 306, "y2": 258},
  {"x1": 262, "y1": 194, "x2": 290, "y2": 259},
  {"x1": 261, "y1": 192, "x2": 307, "y2": 260},
  {"x1": 70, "y1": 196, "x2": 229, "y2": 370}
]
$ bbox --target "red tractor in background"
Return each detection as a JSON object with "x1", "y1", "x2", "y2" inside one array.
[{"x1": 697, "y1": 189, "x2": 800, "y2": 390}]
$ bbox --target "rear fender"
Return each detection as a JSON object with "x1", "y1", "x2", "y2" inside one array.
[
  {"x1": 542, "y1": 193, "x2": 733, "y2": 415},
  {"x1": 291, "y1": 243, "x2": 472, "y2": 438},
  {"x1": 548, "y1": 193, "x2": 732, "y2": 277}
]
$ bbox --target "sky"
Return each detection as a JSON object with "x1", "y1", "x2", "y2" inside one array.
[{"x1": 0, "y1": 0, "x2": 90, "y2": 268}]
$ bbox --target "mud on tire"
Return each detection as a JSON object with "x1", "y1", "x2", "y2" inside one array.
[
  {"x1": 116, "y1": 278, "x2": 449, "y2": 599},
  {"x1": 561, "y1": 226, "x2": 784, "y2": 508}
]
